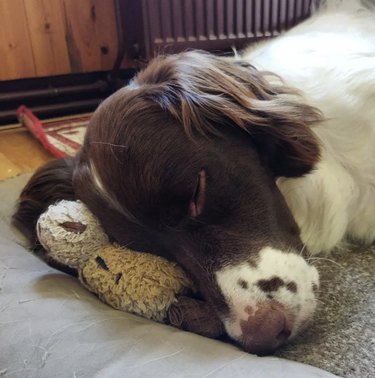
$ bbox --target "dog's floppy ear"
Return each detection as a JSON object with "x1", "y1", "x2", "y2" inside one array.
[
  {"x1": 245, "y1": 97, "x2": 322, "y2": 177},
  {"x1": 12, "y1": 157, "x2": 76, "y2": 243},
  {"x1": 136, "y1": 51, "x2": 322, "y2": 178}
]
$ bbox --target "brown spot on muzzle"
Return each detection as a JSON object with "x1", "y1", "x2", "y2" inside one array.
[
  {"x1": 238, "y1": 279, "x2": 249, "y2": 289},
  {"x1": 286, "y1": 281, "x2": 298, "y2": 293},
  {"x1": 257, "y1": 276, "x2": 285, "y2": 292}
]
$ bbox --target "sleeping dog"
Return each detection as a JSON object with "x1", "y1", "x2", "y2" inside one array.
[{"x1": 14, "y1": 1, "x2": 375, "y2": 354}]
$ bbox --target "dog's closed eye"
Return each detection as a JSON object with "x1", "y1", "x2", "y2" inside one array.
[{"x1": 189, "y1": 169, "x2": 207, "y2": 218}]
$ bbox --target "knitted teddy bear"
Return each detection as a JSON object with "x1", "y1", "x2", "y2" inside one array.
[{"x1": 36, "y1": 200, "x2": 224, "y2": 338}]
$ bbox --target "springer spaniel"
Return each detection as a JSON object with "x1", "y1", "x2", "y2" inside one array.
[{"x1": 14, "y1": 2, "x2": 375, "y2": 354}]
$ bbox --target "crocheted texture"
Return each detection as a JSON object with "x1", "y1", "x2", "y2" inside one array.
[
  {"x1": 36, "y1": 200, "x2": 196, "y2": 322},
  {"x1": 37, "y1": 200, "x2": 109, "y2": 269},
  {"x1": 80, "y1": 245, "x2": 193, "y2": 322}
]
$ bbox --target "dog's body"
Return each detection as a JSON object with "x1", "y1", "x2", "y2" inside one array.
[
  {"x1": 13, "y1": 1, "x2": 375, "y2": 354},
  {"x1": 244, "y1": 4, "x2": 375, "y2": 253}
]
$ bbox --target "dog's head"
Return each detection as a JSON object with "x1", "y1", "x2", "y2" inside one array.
[{"x1": 74, "y1": 51, "x2": 322, "y2": 354}]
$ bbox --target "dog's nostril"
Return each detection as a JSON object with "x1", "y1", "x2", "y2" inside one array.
[
  {"x1": 277, "y1": 327, "x2": 291, "y2": 341},
  {"x1": 239, "y1": 301, "x2": 292, "y2": 355}
]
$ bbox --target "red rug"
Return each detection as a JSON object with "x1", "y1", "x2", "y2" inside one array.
[{"x1": 17, "y1": 106, "x2": 90, "y2": 158}]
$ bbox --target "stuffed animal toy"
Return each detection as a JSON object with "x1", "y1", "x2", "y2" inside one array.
[{"x1": 36, "y1": 200, "x2": 224, "y2": 338}]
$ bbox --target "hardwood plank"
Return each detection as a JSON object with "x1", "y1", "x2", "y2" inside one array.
[
  {"x1": 24, "y1": 0, "x2": 71, "y2": 77},
  {"x1": 0, "y1": 129, "x2": 54, "y2": 181},
  {"x1": 62, "y1": 0, "x2": 118, "y2": 73},
  {"x1": 93, "y1": 0, "x2": 119, "y2": 70},
  {"x1": 0, "y1": 0, "x2": 36, "y2": 80},
  {"x1": 0, "y1": 153, "x2": 24, "y2": 181}
]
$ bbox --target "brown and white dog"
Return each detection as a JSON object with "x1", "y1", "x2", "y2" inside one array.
[{"x1": 13, "y1": 1, "x2": 375, "y2": 354}]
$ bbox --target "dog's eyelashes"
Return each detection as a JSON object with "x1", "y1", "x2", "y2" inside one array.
[{"x1": 189, "y1": 169, "x2": 207, "y2": 218}]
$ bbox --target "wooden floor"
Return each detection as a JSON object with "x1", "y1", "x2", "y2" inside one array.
[{"x1": 0, "y1": 128, "x2": 55, "y2": 181}]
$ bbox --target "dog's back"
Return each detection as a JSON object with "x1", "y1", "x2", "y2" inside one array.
[{"x1": 244, "y1": 1, "x2": 375, "y2": 252}]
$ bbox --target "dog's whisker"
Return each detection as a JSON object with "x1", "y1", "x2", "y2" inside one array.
[
  {"x1": 90, "y1": 141, "x2": 129, "y2": 149},
  {"x1": 307, "y1": 257, "x2": 344, "y2": 269},
  {"x1": 299, "y1": 244, "x2": 307, "y2": 256}
]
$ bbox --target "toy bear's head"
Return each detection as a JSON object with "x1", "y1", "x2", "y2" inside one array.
[{"x1": 37, "y1": 200, "x2": 109, "y2": 270}]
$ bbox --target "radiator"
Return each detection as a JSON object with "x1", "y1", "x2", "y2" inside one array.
[{"x1": 136, "y1": 0, "x2": 316, "y2": 59}]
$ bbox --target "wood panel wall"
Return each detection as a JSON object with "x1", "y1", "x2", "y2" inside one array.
[{"x1": 0, "y1": 0, "x2": 118, "y2": 81}]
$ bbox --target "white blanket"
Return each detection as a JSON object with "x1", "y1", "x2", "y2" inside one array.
[{"x1": 0, "y1": 175, "x2": 336, "y2": 378}]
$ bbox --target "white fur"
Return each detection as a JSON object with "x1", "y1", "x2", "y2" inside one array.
[
  {"x1": 243, "y1": 1, "x2": 375, "y2": 254},
  {"x1": 216, "y1": 247, "x2": 319, "y2": 340}
]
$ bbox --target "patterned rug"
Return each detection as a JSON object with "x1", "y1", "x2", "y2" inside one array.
[{"x1": 17, "y1": 106, "x2": 89, "y2": 158}]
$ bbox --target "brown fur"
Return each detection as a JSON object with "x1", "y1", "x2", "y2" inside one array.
[{"x1": 13, "y1": 51, "x2": 322, "y2": 347}]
